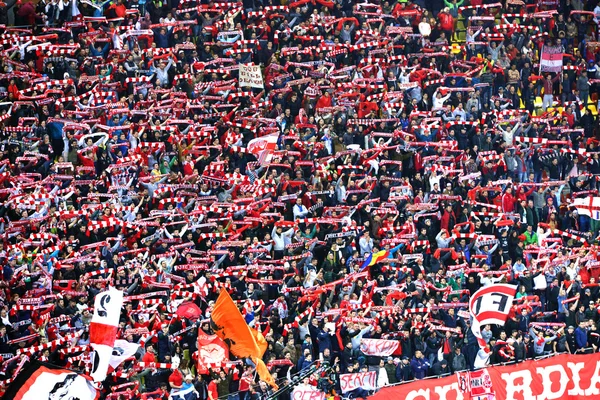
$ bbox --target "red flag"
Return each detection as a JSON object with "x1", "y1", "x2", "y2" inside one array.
[
  {"x1": 196, "y1": 332, "x2": 230, "y2": 374},
  {"x1": 176, "y1": 301, "x2": 202, "y2": 322}
]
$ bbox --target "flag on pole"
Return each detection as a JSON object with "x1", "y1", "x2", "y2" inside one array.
[
  {"x1": 89, "y1": 287, "x2": 124, "y2": 382},
  {"x1": 210, "y1": 290, "x2": 277, "y2": 389},
  {"x1": 469, "y1": 284, "x2": 517, "y2": 348},
  {"x1": 539, "y1": 45, "x2": 563, "y2": 73},
  {"x1": 360, "y1": 250, "x2": 389, "y2": 271},
  {"x1": 571, "y1": 197, "x2": 600, "y2": 220}
]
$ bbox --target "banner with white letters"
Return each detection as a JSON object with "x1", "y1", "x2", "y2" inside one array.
[{"x1": 370, "y1": 353, "x2": 600, "y2": 400}]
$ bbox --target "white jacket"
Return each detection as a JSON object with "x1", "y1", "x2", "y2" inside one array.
[{"x1": 272, "y1": 227, "x2": 294, "y2": 251}]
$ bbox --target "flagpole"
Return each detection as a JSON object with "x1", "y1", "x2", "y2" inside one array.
[{"x1": 539, "y1": 45, "x2": 543, "y2": 76}]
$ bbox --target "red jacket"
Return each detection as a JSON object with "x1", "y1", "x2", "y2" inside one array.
[
  {"x1": 440, "y1": 210, "x2": 456, "y2": 231},
  {"x1": 315, "y1": 94, "x2": 332, "y2": 110},
  {"x1": 438, "y1": 12, "x2": 454, "y2": 32},
  {"x1": 142, "y1": 351, "x2": 156, "y2": 364},
  {"x1": 502, "y1": 192, "x2": 516, "y2": 213},
  {"x1": 562, "y1": 111, "x2": 575, "y2": 127}
]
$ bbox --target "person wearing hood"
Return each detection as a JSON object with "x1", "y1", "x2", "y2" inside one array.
[{"x1": 432, "y1": 358, "x2": 451, "y2": 376}]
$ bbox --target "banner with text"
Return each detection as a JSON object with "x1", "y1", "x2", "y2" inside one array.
[
  {"x1": 360, "y1": 339, "x2": 400, "y2": 356},
  {"x1": 341, "y1": 371, "x2": 378, "y2": 393},
  {"x1": 540, "y1": 45, "x2": 563, "y2": 73},
  {"x1": 239, "y1": 63, "x2": 264, "y2": 89},
  {"x1": 291, "y1": 385, "x2": 326, "y2": 400},
  {"x1": 369, "y1": 353, "x2": 600, "y2": 400}
]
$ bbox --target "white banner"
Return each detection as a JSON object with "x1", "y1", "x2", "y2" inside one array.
[
  {"x1": 109, "y1": 340, "x2": 140, "y2": 372},
  {"x1": 533, "y1": 274, "x2": 547, "y2": 290},
  {"x1": 291, "y1": 385, "x2": 326, "y2": 400},
  {"x1": 397, "y1": 82, "x2": 419, "y2": 90},
  {"x1": 359, "y1": 339, "x2": 399, "y2": 356},
  {"x1": 239, "y1": 63, "x2": 264, "y2": 89},
  {"x1": 340, "y1": 371, "x2": 377, "y2": 393}
]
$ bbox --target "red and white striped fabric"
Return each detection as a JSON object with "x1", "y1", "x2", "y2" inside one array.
[
  {"x1": 137, "y1": 362, "x2": 174, "y2": 369},
  {"x1": 282, "y1": 307, "x2": 313, "y2": 336},
  {"x1": 125, "y1": 76, "x2": 152, "y2": 84},
  {"x1": 17, "y1": 331, "x2": 80, "y2": 355},
  {"x1": 88, "y1": 218, "x2": 121, "y2": 230},
  {"x1": 479, "y1": 154, "x2": 503, "y2": 163},
  {"x1": 90, "y1": 287, "x2": 124, "y2": 381},
  {"x1": 549, "y1": 228, "x2": 588, "y2": 244},
  {"x1": 514, "y1": 136, "x2": 547, "y2": 144},
  {"x1": 199, "y1": 233, "x2": 228, "y2": 240},
  {"x1": 243, "y1": 299, "x2": 265, "y2": 314},
  {"x1": 469, "y1": 284, "x2": 517, "y2": 348},
  {"x1": 159, "y1": 197, "x2": 186, "y2": 207}
]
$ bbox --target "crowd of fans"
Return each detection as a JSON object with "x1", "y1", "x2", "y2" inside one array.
[{"x1": 0, "y1": 0, "x2": 599, "y2": 398}]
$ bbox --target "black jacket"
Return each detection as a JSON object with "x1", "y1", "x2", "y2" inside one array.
[{"x1": 395, "y1": 363, "x2": 413, "y2": 382}]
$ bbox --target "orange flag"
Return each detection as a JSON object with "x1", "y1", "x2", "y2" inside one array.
[{"x1": 210, "y1": 290, "x2": 278, "y2": 389}]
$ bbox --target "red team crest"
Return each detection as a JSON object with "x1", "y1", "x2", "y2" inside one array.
[{"x1": 457, "y1": 369, "x2": 496, "y2": 399}]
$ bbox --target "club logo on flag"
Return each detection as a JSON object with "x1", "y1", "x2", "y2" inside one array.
[
  {"x1": 196, "y1": 332, "x2": 229, "y2": 374},
  {"x1": 469, "y1": 284, "x2": 517, "y2": 348},
  {"x1": 247, "y1": 133, "x2": 278, "y2": 155},
  {"x1": 3, "y1": 361, "x2": 99, "y2": 400},
  {"x1": 90, "y1": 287, "x2": 124, "y2": 382}
]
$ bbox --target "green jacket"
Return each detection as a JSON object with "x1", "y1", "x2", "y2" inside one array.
[
  {"x1": 524, "y1": 231, "x2": 538, "y2": 246},
  {"x1": 443, "y1": 0, "x2": 464, "y2": 17}
]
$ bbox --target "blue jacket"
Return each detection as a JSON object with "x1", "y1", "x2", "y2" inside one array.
[
  {"x1": 317, "y1": 329, "x2": 332, "y2": 354},
  {"x1": 410, "y1": 357, "x2": 430, "y2": 379},
  {"x1": 47, "y1": 121, "x2": 64, "y2": 141},
  {"x1": 575, "y1": 327, "x2": 588, "y2": 349}
]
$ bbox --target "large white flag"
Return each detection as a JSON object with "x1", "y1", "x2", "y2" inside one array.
[
  {"x1": 469, "y1": 284, "x2": 517, "y2": 348},
  {"x1": 108, "y1": 340, "x2": 140, "y2": 373},
  {"x1": 572, "y1": 197, "x2": 600, "y2": 220},
  {"x1": 89, "y1": 287, "x2": 124, "y2": 382}
]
